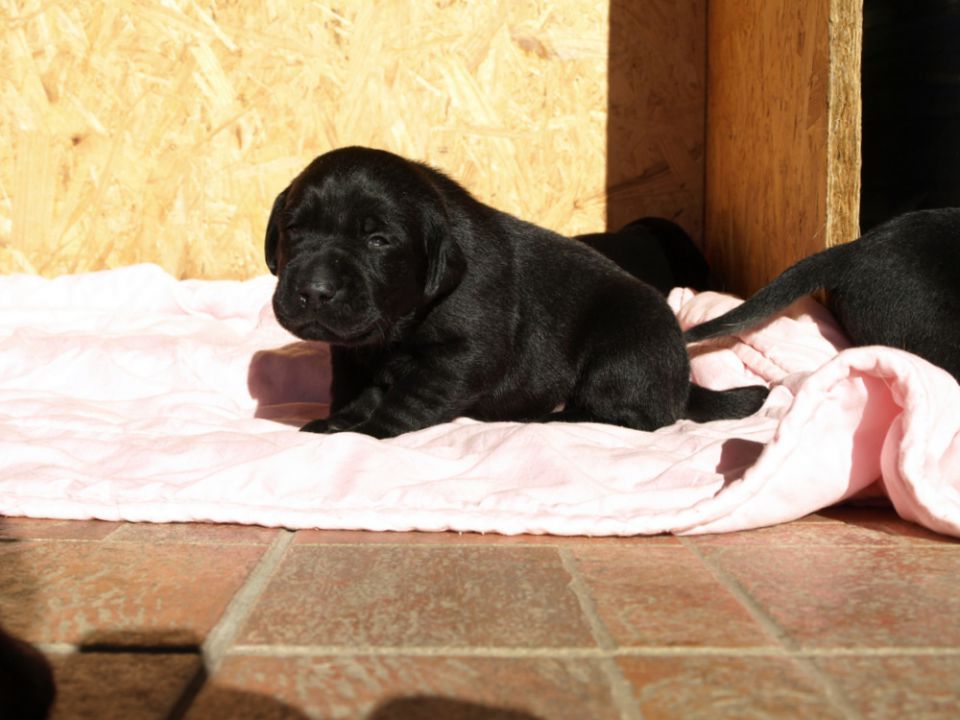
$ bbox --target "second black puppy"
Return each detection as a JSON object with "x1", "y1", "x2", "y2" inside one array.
[
  {"x1": 685, "y1": 208, "x2": 960, "y2": 381},
  {"x1": 266, "y1": 146, "x2": 767, "y2": 438},
  {"x1": 577, "y1": 217, "x2": 712, "y2": 295}
]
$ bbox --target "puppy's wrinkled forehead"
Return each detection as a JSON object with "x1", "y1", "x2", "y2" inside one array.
[{"x1": 287, "y1": 154, "x2": 425, "y2": 233}]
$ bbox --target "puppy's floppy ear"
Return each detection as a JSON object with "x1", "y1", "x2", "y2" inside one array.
[
  {"x1": 264, "y1": 187, "x2": 289, "y2": 275},
  {"x1": 422, "y1": 201, "x2": 465, "y2": 301}
]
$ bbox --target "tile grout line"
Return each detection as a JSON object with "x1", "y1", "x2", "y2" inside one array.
[
  {"x1": 33, "y1": 642, "x2": 82, "y2": 655},
  {"x1": 557, "y1": 549, "x2": 617, "y2": 652},
  {"x1": 38, "y1": 640, "x2": 960, "y2": 659},
  {"x1": 165, "y1": 529, "x2": 296, "y2": 720},
  {"x1": 558, "y1": 548, "x2": 643, "y2": 720},
  {"x1": 226, "y1": 644, "x2": 786, "y2": 658},
  {"x1": 98, "y1": 525, "x2": 126, "y2": 541},
  {"x1": 228, "y1": 644, "x2": 606, "y2": 659},
  {"x1": 201, "y1": 529, "x2": 296, "y2": 673},
  {"x1": 679, "y1": 541, "x2": 797, "y2": 648},
  {"x1": 101, "y1": 524, "x2": 284, "y2": 547},
  {"x1": 680, "y1": 539, "x2": 863, "y2": 720},
  {"x1": 289, "y1": 540, "x2": 683, "y2": 549},
  {"x1": 2, "y1": 535, "x2": 278, "y2": 547},
  {"x1": 290, "y1": 540, "x2": 958, "y2": 548}
]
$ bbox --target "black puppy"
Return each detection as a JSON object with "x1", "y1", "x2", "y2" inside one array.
[
  {"x1": 685, "y1": 208, "x2": 960, "y2": 380},
  {"x1": 266, "y1": 146, "x2": 767, "y2": 438},
  {"x1": 577, "y1": 217, "x2": 712, "y2": 295}
]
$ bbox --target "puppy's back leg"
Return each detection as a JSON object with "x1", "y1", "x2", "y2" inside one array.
[
  {"x1": 557, "y1": 378, "x2": 682, "y2": 431},
  {"x1": 557, "y1": 343, "x2": 688, "y2": 431}
]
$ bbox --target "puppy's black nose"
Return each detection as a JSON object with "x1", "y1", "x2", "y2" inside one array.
[{"x1": 298, "y1": 278, "x2": 340, "y2": 306}]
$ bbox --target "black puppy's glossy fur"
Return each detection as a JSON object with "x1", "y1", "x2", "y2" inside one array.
[
  {"x1": 685, "y1": 208, "x2": 960, "y2": 381},
  {"x1": 266, "y1": 146, "x2": 767, "y2": 438}
]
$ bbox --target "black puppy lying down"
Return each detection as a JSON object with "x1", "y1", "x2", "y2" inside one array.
[
  {"x1": 685, "y1": 208, "x2": 960, "y2": 381},
  {"x1": 266, "y1": 146, "x2": 767, "y2": 438}
]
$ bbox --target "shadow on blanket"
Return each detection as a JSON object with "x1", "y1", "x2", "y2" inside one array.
[
  {"x1": 716, "y1": 439, "x2": 765, "y2": 485},
  {"x1": 248, "y1": 341, "x2": 332, "y2": 427}
]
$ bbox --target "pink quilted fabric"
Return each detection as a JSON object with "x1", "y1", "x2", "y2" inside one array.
[{"x1": 1, "y1": 265, "x2": 957, "y2": 537}]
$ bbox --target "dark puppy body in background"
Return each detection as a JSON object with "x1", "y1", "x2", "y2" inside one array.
[
  {"x1": 685, "y1": 208, "x2": 960, "y2": 381},
  {"x1": 577, "y1": 217, "x2": 711, "y2": 296},
  {"x1": 266, "y1": 146, "x2": 766, "y2": 438}
]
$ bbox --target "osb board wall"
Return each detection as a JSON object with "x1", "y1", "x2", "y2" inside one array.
[
  {"x1": 1, "y1": 0, "x2": 706, "y2": 280},
  {"x1": 607, "y1": 0, "x2": 705, "y2": 235},
  {"x1": 705, "y1": 0, "x2": 862, "y2": 297}
]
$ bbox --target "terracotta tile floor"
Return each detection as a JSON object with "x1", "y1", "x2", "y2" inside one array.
[{"x1": 2, "y1": 505, "x2": 959, "y2": 719}]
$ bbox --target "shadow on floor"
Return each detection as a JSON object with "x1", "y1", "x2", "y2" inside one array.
[
  {"x1": 0, "y1": 521, "x2": 57, "y2": 720},
  {"x1": 0, "y1": 622, "x2": 56, "y2": 720},
  {"x1": 820, "y1": 501, "x2": 960, "y2": 545},
  {"x1": 43, "y1": 634, "x2": 304, "y2": 720},
  {"x1": 368, "y1": 696, "x2": 541, "y2": 720},
  {"x1": 41, "y1": 629, "x2": 544, "y2": 719}
]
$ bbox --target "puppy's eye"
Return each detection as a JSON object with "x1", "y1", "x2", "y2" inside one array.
[{"x1": 367, "y1": 234, "x2": 390, "y2": 249}]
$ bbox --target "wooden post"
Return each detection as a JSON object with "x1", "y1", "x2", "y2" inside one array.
[{"x1": 704, "y1": 0, "x2": 862, "y2": 296}]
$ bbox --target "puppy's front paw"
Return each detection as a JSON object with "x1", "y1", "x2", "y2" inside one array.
[
  {"x1": 341, "y1": 419, "x2": 395, "y2": 439},
  {"x1": 300, "y1": 415, "x2": 374, "y2": 435},
  {"x1": 301, "y1": 416, "x2": 362, "y2": 434},
  {"x1": 300, "y1": 418, "x2": 333, "y2": 433}
]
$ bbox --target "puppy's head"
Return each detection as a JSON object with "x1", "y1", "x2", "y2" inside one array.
[{"x1": 266, "y1": 147, "x2": 465, "y2": 345}]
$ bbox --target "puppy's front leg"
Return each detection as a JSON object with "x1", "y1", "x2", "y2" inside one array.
[
  {"x1": 302, "y1": 345, "x2": 384, "y2": 433},
  {"x1": 339, "y1": 365, "x2": 475, "y2": 439}
]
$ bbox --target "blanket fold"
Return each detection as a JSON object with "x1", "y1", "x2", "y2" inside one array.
[{"x1": 1, "y1": 264, "x2": 958, "y2": 537}]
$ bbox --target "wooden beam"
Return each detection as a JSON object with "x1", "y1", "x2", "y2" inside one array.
[{"x1": 705, "y1": 0, "x2": 862, "y2": 296}]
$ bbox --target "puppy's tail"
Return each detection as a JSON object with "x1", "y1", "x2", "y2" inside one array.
[
  {"x1": 683, "y1": 242, "x2": 853, "y2": 343},
  {"x1": 684, "y1": 383, "x2": 770, "y2": 423}
]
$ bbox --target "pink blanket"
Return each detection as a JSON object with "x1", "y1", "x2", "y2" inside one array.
[{"x1": 2, "y1": 265, "x2": 958, "y2": 537}]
